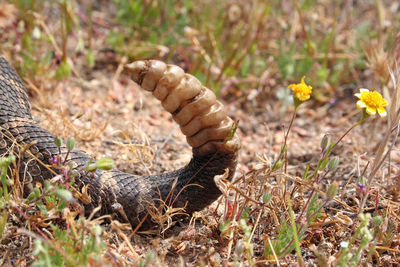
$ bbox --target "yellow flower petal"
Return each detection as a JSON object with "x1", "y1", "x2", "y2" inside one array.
[
  {"x1": 377, "y1": 107, "x2": 387, "y2": 117},
  {"x1": 366, "y1": 106, "x2": 376, "y2": 116},
  {"x1": 355, "y1": 88, "x2": 388, "y2": 118},
  {"x1": 356, "y1": 100, "x2": 366, "y2": 109},
  {"x1": 288, "y1": 76, "x2": 312, "y2": 102}
]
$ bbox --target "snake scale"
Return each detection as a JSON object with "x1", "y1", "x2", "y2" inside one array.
[{"x1": 0, "y1": 56, "x2": 240, "y2": 228}]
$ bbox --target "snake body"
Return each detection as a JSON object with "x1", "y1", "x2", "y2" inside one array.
[{"x1": 0, "y1": 57, "x2": 240, "y2": 228}]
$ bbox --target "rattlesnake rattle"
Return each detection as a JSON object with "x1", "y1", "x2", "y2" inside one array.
[{"x1": 0, "y1": 57, "x2": 240, "y2": 228}]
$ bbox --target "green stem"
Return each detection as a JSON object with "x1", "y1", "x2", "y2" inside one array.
[
  {"x1": 1, "y1": 164, "x2": 8, "y2": 201},
  {"x1": 271, "y1": 105, "x2": 298, "y2": 171},
  {"x1": 331, "y1": 110, "x2": 369, "y2": 152},
  {"x1": 289, "y1": 201, "x2": 303, "y2": 264},
  {"x1": 285, "y1": 105, "x2": 298, "y2": 148},
  {"x1": 0, "y1": 210, "x2": 8, "y2": 238}
]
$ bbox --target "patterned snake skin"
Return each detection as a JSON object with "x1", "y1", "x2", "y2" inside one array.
[{"x1": 0, "y1": 56, "x2": 239, "y2": 228}]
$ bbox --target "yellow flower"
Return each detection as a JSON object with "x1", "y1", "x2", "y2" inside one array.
[
  {"x1": 288, "y1": 76, "x2": 312, "y2": 102},
  {"x1": 355, "y1": 88, "x2": 388, "y2": 117}
]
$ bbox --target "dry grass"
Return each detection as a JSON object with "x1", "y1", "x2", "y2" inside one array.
[{"x1": 1, "y1": 0, "x2": 400, "y2": 266}]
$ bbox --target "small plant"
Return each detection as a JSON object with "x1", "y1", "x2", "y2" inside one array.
[
  {"x1": 336, "y1": 213, "x2": 378, "y2": 266},
  {"x1": 33, "y1": 221, "x2": 106, "y2": 266},
  {"x1": 0, "y1": 155, "x2": 16, "y2": 238},
  {"x1": 264, "y1": 77, "x2": 389, "y2": 265},
  {"x1": 28, "y1": 136, "x2": 117, "y2": 265},
  {"x1": 0, "y1": 134, "x2": 116, "y2": 265}
]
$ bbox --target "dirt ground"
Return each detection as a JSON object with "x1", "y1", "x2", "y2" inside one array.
[
  {"x1": 22, "y1": 55, "x2": 399, "y2": 265},
  {"x1": 1, "y1": 1, "x2": 400, "y2": 266}
]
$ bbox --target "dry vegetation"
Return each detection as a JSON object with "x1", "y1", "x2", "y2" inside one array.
[{"x1": 1, "y1": 0, "x2": 400, "y2": 266}]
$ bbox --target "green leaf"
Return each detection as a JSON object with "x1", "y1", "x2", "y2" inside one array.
[
  {"x1": 54, "y1": 137, "x2": 62, "y2": 147},
  {"x1": 37, "y1": 202, "x2": 48, "y2": 216},
  {"x1": 26, "y1": 191, "x2": 37, "y2": 202},
  {"x1": 263, "y1": 193, "x2": 272, "y2": 204},
  {"x1": 56, "y1": 189, "x2": 74, "y2": 202},
  {"x1": 95, "y1": 157, "x2": 114, "y2": 171},
  {"x1": 328, "y1": 157, "x2": 340, "y2": 171},
  {"x1": 86, "y1": 163, "x2": 97, "y2": 172},
  {"x1": 55, "y1": 60, "x2": 71, "y2": 80},
  {"x1": 87, "y1": 50, "x2": 95, "y2": 68},
  {"x1": 66, "y1": 137, "x2": 75, "y2": 151}
]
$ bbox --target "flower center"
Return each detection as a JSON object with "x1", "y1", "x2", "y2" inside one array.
[{"x1": 360, "y1": 91, "x2": 385, "y2": 108}]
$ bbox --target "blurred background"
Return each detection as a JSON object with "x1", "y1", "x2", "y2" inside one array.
[
  {"x1": 1, "y1": 1, "x2": 400, "y2": 265},
  {"x1": 1, "y1": 0, "x2": 399, "y2": 106}
]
